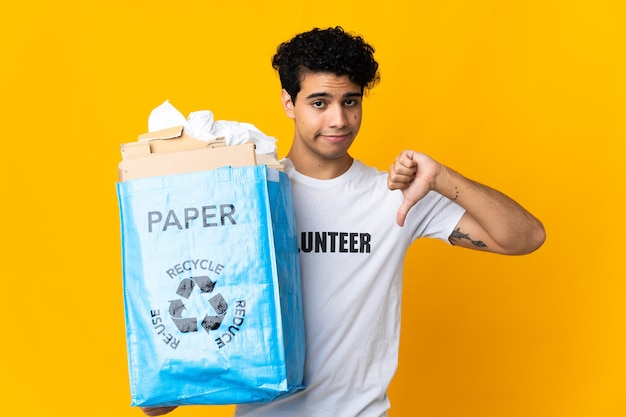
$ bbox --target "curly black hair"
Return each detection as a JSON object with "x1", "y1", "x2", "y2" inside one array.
[{"x1": 272, "y1": 26, "x2": 380, "y2": 102}]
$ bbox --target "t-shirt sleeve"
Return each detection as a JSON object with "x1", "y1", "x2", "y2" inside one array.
[{"x1": 405, "y1": 190, "x2": 466, "y2": 242}]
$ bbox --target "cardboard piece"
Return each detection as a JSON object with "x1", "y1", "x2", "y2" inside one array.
[
  {"x1": 118, "y1": 126, "x2": 257, "y2": 182},
  {"x1": 137, "y1": 125, "x2": 227, "y2": 154},
  {"x1": 118, "y1": 143, "x2": 257, "y2": 181}
]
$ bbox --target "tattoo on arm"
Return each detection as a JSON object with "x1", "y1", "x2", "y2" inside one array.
[{"x1": 448, "y1": 227, "x2": 488, "y2": 248}]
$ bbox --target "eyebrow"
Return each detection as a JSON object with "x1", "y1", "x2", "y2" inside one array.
[{"x1": 305, "y1": 91, "x2": 363, "y2": 100}]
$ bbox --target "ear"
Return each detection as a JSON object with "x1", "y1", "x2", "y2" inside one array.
[{"x1": 281, "y1": 89, "x2": 295, "y2": 119}]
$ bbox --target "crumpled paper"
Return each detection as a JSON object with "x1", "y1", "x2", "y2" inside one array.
[{"x1": 147, "y1": 100, "x2": 278, "y2": 159}]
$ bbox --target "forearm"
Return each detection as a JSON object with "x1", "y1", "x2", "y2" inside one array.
[{"x1": 434, "y1": 165, "x2": 545, "y2": 255}]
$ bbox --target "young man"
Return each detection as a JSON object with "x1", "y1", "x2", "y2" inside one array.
[{"x1": 142, "y1": 26, "x2": 545, "y2": 417}]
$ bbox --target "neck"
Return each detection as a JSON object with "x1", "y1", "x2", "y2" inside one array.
[{"x1": 287, "y1": 149, "x2": 353, "y2": 179}]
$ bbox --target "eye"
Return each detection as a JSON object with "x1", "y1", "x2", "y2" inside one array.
[
  {"x1": 345, "y1": 99, "x2": 359, "y2": 107},
  {"x1": 312, "y1": 101, "x2": 325, "y2": 109}
]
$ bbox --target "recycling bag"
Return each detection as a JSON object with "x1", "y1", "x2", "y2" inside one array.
[{"x1": 116, "y1": 165, "x2": 305, "y2": 406}]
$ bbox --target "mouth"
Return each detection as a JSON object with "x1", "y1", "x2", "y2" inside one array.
[{"x1": 319, "y1": 132, "x2": 352, "y2": 143}]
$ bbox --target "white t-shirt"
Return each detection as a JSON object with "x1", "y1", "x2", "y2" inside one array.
[{"x1": 235, "y1": 159, "x2": 465, "y2": 417}]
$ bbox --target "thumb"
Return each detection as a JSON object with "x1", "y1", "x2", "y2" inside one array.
[{"x1": 396, "y1": 196, "x2": 418, "y2": 227}]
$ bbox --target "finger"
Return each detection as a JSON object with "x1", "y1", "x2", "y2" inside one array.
[
  {"x1": 394, "y1": 153, "x2": 417, "y2": 174},
  {"x1": 388, "y1": 177, "x2": 413, "y2": 191},
  {"x1": 396, "y1": 198, "x2": 417, "y2": 227},
  {"x1": 141, "y1": 406, "x2": 177, "y2": 416},
  {"x1": 388, "y1": 161, "x2": 416, "y2": 191},
  {"x1": 400, "y1": 150, "x2": 417, "y2": 167},
  {"x1": 389, "y1": 166, "x2": 416, "y2": 182},
  {"x1": 389, "y1": 182, "x2": 414, "y2": 191},
  {"x1": 388, "y1": 182, "x2": 407, "y2": 191}
]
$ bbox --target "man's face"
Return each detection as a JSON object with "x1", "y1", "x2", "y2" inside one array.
[{"x1": 282, "y1": 72, "x2": 363, "y2": 163}]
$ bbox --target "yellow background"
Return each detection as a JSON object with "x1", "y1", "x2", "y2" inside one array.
[{"x1": 2, "y1": 1, "x2": 624, "y2": 416}]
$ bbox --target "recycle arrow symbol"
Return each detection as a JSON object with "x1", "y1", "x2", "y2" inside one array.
[
  {"x1": 201, "y1": 293, "x2": 228, "y2": 332},
  {"x1": 169, "y1": 299, "x2": 186, "y2": 318},
  {"x1": 176, "y1": 275, "x2": 216, "y2": 299},
  {"x1": 168, "y1": 275, "x2": 227, "y2": 334},
  {"x1": 168, "y1": 299, "x2": 197, "y2": 333}
]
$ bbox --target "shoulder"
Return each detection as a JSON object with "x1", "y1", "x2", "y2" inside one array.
[{"x1": 348, "y1": 160, "x2": 389, "y2": 183}]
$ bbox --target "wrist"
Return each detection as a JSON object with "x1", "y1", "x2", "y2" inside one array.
[
  {"x1": 432, "y1": 164, "x2": 464, "y2": 202},
  {"x1": 430, "y1": 163, "x2": 450, "y2": 193}
]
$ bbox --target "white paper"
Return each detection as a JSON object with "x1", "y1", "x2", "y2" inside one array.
[{"x1": 148, "y1": 100, "x2": 277, "y2": 158}]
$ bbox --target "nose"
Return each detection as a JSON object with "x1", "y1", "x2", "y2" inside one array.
[{"x1": 328, "y1": 104, "x2": 348, "y2": 128}]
